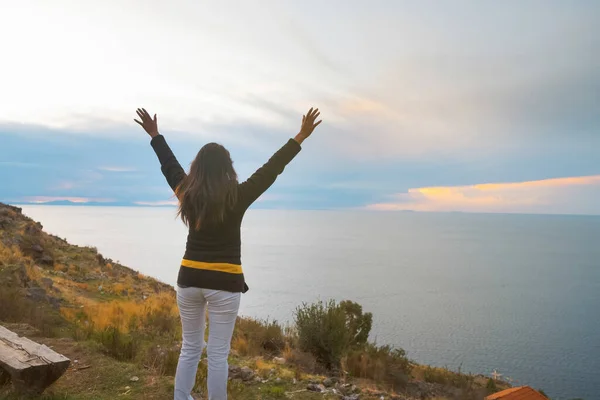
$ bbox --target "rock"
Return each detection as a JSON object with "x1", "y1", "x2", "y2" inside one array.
[
  {"x1": 406, "y1": 381, "x2": 441, "y2": 399},
  {"x1": 340, "y1": 384, "x2": 359, "y2": 396},
  {"x1": 323, "y1": 377, "x2": 338, "y2": 388},
  {"x1": 41, "y1": 278, "x2": 53, "y2": 288},
  {"x1": 275, "y1": 377, "x2": 281, "y2": 383},
  {"x1": 96, "y1": 253, "x2": 106, "y2": 265},
  {"x1": 130, "y1": 376, "x2": 139, "y2": 382},
  {"x1": 31, "y1": 244, "x2": 44, "y2": 253},
  {"x1": 0, "y1": 217, "x2": 14, "y2": 228},
  {"x1": 273, "y1": 357, "x2": 286, "y2": 365},
  {"x1": 40, "y1": 254, "x2": 54, "y2": 265},
  {"x1": 342, "y1": 396, "x2": 360, "y2": 400},
  {"x1": 228, "y1": 365, "x2": 241, "y2": 379},
  {"x1": 48, "y1": 296, "x2": 62, "y2": 309},
  {"x1": 27, "y1": 286, "x2": 47, "y2": 302},
  {"x1": 307, "y1": 383, "x2": 326, "y2": 393},
  {"x1": 240, "y1": 366, "x2": 255, "y2": 382}
]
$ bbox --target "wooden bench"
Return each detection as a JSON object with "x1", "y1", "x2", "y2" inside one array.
[{"x1": 0, "y1": 325, "x2": 70, "y2": 395}]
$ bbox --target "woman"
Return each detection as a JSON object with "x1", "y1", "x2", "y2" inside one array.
[{"x1": 134, "y1": 107, "x2": 322, "y2": 400}]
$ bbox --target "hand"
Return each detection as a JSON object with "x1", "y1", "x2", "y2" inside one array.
[
  {"x1": 134, "y1": 108, "x2": 159, "y2": 138},
  {"x1": 294, "y1": 107, "x2": 322, "y2": 145}
]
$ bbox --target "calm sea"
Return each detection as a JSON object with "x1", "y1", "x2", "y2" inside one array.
[{"x1": 19, "y1": 206, "x2": 600, "y2": 400}]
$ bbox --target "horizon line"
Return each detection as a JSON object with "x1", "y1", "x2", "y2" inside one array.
[{"x1": 7, "y1": 201, "x2": 600, "y2": 218}]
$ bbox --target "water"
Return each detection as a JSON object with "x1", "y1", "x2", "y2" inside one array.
[{"x1": 19, "y1": 205, "x2": 600, "y2": 400}]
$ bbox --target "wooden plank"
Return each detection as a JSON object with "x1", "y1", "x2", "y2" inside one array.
[{"x1": 0, "y1": 325, "x2": 70, "y2": 395}]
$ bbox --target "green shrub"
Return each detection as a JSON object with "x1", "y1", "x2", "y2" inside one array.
[
  {"x1": 98, "y1": 326, "x2": 139, "y2": 361},
  {"x1": 339, "y1": 300, "x2": 372, "y2": 346},
  {"x1": 265, "y1": 385, "x2": 286, "y2": 398},
  {"x1": 294, "y1": 299, "x2": 373, "y2": 369}
]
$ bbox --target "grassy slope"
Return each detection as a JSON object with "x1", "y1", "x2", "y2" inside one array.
[{"x1": 0, "y1": 203, "x2": 508, "y2": 399}]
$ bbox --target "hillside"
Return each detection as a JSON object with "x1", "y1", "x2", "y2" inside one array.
[{"x1": 0, "y1": 203, "x2": 508, "y2": 400}]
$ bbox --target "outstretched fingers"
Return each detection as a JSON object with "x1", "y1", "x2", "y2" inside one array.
[{"x1": 136, "y1": 108, "x2": 152, "y2": 123}]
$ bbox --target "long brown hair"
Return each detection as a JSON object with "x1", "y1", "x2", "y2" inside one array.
[{"x1": 176, "y1": 143, "x2": 238, "y2": 230}]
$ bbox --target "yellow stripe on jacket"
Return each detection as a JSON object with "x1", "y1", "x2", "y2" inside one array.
[{"x1": 180, "y1": 259, "x2": 243, "y2": 274}]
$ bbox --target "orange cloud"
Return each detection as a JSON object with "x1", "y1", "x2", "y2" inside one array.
[
  {"x1": 367, "y1": 175, "x2": 600, "y2": 215},
  {"x1": 472, "y1": 175, "x2": 600, "y2": 190}
]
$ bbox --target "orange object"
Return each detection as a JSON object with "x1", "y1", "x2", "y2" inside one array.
[{"x1": 486, "y1": 386, "x2": 548, "y2": 400}]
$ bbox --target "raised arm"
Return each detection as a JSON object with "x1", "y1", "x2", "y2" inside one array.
[
  {"x1": 239, "y1": 107, "x2": 322, "y2": 208},
  {"x1": 135, "y1": 108, "x2": 187, "y2": 193}
]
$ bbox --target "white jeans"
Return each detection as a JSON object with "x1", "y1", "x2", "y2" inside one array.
[{"x1": 174, "y1": 286, "x2": 241, "y2": 400}]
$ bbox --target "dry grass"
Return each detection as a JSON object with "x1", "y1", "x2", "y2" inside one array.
[
  {"x1": 0, "y1": 242, "x2": 25, "y2": 266},
  {"x1": 232, "y1": 318, "x2": 286, "y2": 357},
  {"x1": 61, "y1": 291, "x2": 178, "y2": 333},
  {"x1": 416, "y1": 365, "x2": 475, "y2": 389},
  {"x1": 344, "y1": 344, "x2": 411, "y2": 389}
]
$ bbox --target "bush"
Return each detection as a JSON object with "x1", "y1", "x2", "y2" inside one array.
[
  {"x1": 142, "y1": 300, "x2": 179, "y2": 337},
  {"x1": 339, "y1": 300, "x2": 372, "y2": 346},
  {"x1": 233, "y1": 318, "x2": 286, "y2": 356},
  {"x1": 345, "y1": 343, "x2": 411, "y2": 389},
  {"x1": 98, "y1": 326, "x2": 139, "y2": 361},
  {"x1": 423, "y1": 366, "x2": 474, "y2": 388},
  {"x1": 294, "y1": 299, "x2": 373, "y2": 369}
]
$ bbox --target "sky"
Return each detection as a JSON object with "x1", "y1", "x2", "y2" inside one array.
[{"x1": 1, "y1": 0, "x2": 599, "y2": 214}]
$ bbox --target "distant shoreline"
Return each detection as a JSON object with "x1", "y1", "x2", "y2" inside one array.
[{"x1": 10, "y1": 201, "x2": 600, "y2": 217}]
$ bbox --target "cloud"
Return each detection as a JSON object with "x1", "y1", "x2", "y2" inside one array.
[
  {"x1": 98, "y1": 166, "x2": 137, "y2": 172},
  {"x1": 53, "y1": 181, "x2": 76, "y2": 190},
  {"x1": 133, "y1": 200, "x2": 178, "y2": 207},
  {"x1": 367, "y1": 175, "x2": 600, "y2": 215},
  {"x1": 20, "y1": 196, "x2": 114, "y2": 204},
  {"x1": 1, "y1": 1, "x2": 597, "y2": 162}
]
